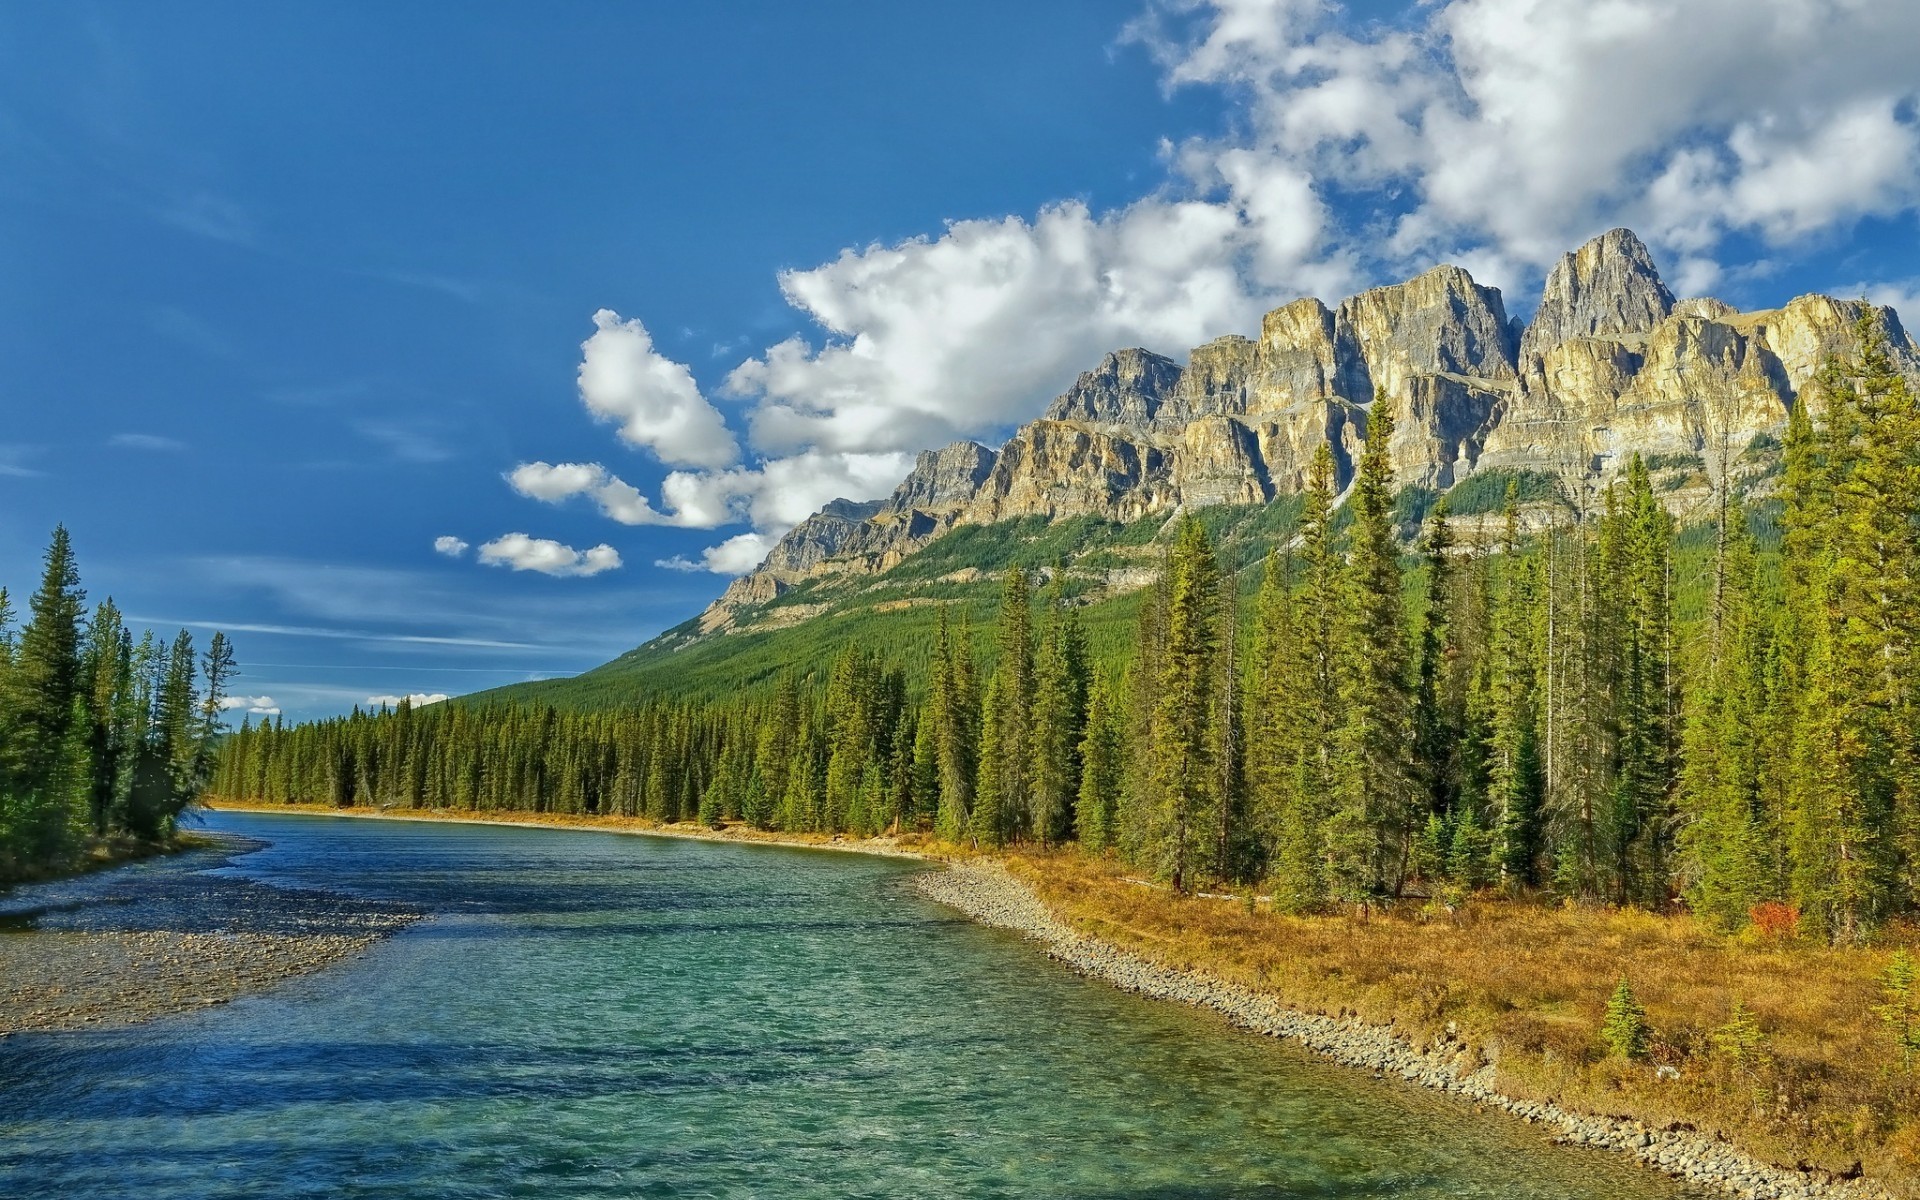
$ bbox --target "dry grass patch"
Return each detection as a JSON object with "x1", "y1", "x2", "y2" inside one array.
[{"x1": 1008, "y1": 851, "x2": 1920, "y2": 1191}]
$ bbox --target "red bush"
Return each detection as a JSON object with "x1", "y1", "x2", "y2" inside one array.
[{"x1": 1750, "y1": 901, "x2": 1801, "y2": 938}]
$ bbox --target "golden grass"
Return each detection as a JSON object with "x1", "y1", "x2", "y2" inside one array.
[{"x1": 1007, "y1": 851, "x2": 1920, "y2": 1190}]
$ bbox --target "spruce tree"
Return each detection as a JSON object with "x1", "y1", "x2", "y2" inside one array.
[
  {"x1": 1149, "y1": 515, "x2": 1221, "y2": 891},
  {"x1": 1030, "y1": 569, "x2": 1088, "y2": 846},
  {"x1": 1331, "y1": 392, "x2": 1416, "y2": 900},
  {"x1": 1076, "y1": 671, "x2": 1123, "y2": 853}
]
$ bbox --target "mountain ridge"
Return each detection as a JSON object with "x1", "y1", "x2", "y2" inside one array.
[{"x1": 693, "y1": 228, "x2": 1916, "y2": 640}]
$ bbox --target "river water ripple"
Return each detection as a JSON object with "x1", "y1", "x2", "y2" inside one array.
[{"x1": 0, "y1": 810, "x2": 1706, "y2": 1199}]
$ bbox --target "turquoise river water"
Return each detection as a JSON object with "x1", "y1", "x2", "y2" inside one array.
[{"x1": 0, "y1": 810, "x2": 1706, "y2": 1198}]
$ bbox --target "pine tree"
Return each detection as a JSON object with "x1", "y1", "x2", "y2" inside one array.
[
  {"x1": 1489, "y1": 486, "x2": 1545, "y2": 889},
  {"x1": 972, "y1": 672, "x2": 1005, "y2": 848},
  {"x1": 930, "y1": 610, "x2": 978, "y2": 843},
  {"x1": 1601, "y1": 978, "x2": 1651, "y2": 1061},
  {"x1": 5, "y1": 528, "x2": 88, "y2": 861},
  {"x1": 1149, "y1": 515, "x2": 1221, "y2": 891},
  {"x1": 1267, "y1": 446, "x2": 1343, "y2": 911},
  {"x1": 1678, "y1": 500, "x2": 1770, "y2": 929},
  {"x1": 985, "y1": 566, "x2": 1035, "y2": 843},
  {"x1": 1331, "y1": 392, "x2": 1417, "y2": 900},
  {"x1": 1412, "y1": 502, "x2": 1459, "y2": 836},
  {"x1": 1030, "y1": 569, "x2": 1089, "y2": 846},
  {"x1": 1076, "y1": 671, "x2": 1123, "y2": 853}
]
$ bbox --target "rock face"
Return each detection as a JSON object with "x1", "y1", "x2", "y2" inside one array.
[
  {"x1": 699, "y1": 228, "x2": 1920, "y2": 632},
  {"x1": 1519, "y1": 228, "x2": 1675, "y2": 364}
]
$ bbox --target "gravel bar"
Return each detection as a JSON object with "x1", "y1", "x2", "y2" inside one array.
[
  {"x1": 0, "y1": 832, "x2": 421, "y2": 1035},
  {"x1": 916, "y1": 859, "x2": 1891, "y2": 1200}
]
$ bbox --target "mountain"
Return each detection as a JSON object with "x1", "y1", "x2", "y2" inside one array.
[
  {"x1": 699, "y1": 230, "x2": 1914, "y2": 627},
  {"x1": 493, "y1": 229, "x2": 1918, "y2": 704}
]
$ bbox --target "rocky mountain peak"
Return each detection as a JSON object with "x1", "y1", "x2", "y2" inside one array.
[
  {"x1": 1042, "y1": 347, "x2": 1182, "y2": 427},
  {"x1": 1520, "y1": 227, "x2": 1675, "y2": 363},
  {"x1": 1334, "y1": 262, "x2": 1517, "y2": 405},
  {"x1": 883, "y1": 441, "x2": 997, "y2": 515}
]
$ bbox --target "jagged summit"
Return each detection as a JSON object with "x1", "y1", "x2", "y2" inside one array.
[
  {"x1": 696, "y1": 230, "x2": 1919, "y2": 636},
  {"x1": 1520, "y1": 228, "x2": 1676, "y2": 363}
]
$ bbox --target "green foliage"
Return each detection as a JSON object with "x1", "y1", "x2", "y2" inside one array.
[
  {"x1": 0, "y1": 528, "x2": 230, "y2": 878},
  {"x1": 1874, "y1": 951, "x2": 1920, "y2": 1072},
  {"x1": 1444, "y1": 469, "x2": 1562, "y2": 517},
  {"x1": 1642, "y1": 452, "x2": 1706, "y2": 473},
  {"x1": 1712, "y1": 997, "x2": 1766, "y2": 1071},
  {"x1": 1602, "y1": 978, "x2": 1651, "y2": 1061}
]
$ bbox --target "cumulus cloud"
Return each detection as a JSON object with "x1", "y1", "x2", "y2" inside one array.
[
  {"x1": 1134, "y1": 0, "x2": 1920, "y2": 290},
  {"x1": 366, "y1": 692, "x2": 450, "y2": 708},
  {"x1": 507, "y1": 461, "x2": 676, "y2": 526},
  {"x1": 501, "y1": 0, "x2": 1920, "y2": 579},
  {"x1": 218, "y1": 694, "x2": 280, "y2": 716},
  {"x1": 477, "y1": 533, "x2": 622, "y2": 577},
  {"x1": 579, "y1": 310, "x2": 739, "y2": 469},
  {"x1": 433, "y1": 535, "x2": 470, "y2": 557}
]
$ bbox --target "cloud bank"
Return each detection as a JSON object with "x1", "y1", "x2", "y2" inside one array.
[{"x1": 498, "y1": 0, "x2": 1920, "y2": 576}]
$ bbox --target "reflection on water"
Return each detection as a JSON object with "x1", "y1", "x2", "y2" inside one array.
[{"x1": 0, "y1": 811, "x2": 1705, "y2": 1199}]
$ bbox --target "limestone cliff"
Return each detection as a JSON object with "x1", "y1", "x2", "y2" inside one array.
[{"x1": 699, "y1": 229, "x2": 1918, "y2": 633}]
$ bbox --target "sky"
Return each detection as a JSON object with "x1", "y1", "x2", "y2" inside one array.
[{"x1": 3, "y1": 0, "x2": 1918, "y2": 723}]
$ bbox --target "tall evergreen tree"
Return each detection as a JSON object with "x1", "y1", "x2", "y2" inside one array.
[
  {"x1": 1149, "y1": 515, "x2": 1222, "y2": 891},
  {"x1": 1331, "y1": 393, "x2": 1417, "y2": 900}
]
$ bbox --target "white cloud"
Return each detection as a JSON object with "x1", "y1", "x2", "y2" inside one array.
[
  {"x1": 579, "y1": 310, "x2": 740, "y2": 469},
  {"x1": 366, "y1": 692, "x2": 450, "y2": 708},
  {"x1": 1853, "y1": 280, "x2": 1920, "y2": 335},
  {"x1": 477, "y1": 533, "x2": 622, "y2": 577},
  {"x1": 507, "y1": 461, "x2": 677, "y2": 526},
  {"x1": 655, "y1": 531, "x2": 781, "y2": 575},
  {"x1": 218, "y1": 694, "x2": 280, "y2": 716},
  {"x1": 724, "y1": 199, "x2": 1320, "y2": 459},
  {"x1": 109, "y1": 433, "x2": 186, "y2": 452},
  {"x1": 1136, "y1": 0, "x2": 1920, "y2": 284},
  {"x1": 433, "y1": 535, "x2": 470, "y2": 557}
]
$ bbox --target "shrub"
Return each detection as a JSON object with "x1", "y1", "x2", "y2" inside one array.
[
  {"x1": 1712, "y1": 997, "x2": 1766, "y2": 1071},
  {"x1": 1751, "y1": 901, "x2": 1801, "y2": 938}
]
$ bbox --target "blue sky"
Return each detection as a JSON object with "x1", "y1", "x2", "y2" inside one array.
[{"x1": 3, "y1": 1, "x2": 1918, "y2": 722}]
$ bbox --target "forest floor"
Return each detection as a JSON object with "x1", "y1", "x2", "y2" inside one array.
[
  {"x1": 195, "y1": 803, "x2": 1918, "y2": 1197},
  {"x1": 0, "y1": 831, "x2": 419, "y2": 1035}
]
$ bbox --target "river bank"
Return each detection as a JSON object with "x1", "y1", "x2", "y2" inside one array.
[
  {"x1": 200, "y1": 799, "x2": 936, "y2": 858},
  {"x1": 916, "y1": 860, "x2": 1899, "y2": 1200},
  {"x1": 0, "y1": 831, "x2": 420, "y2": 1035}
]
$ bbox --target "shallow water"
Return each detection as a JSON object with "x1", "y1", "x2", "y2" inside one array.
[{"x1": 0, "y1": 811, "x2": 1704, "y2": 1199}]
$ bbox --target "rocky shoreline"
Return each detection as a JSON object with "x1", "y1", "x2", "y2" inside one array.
[
  {"x1": 0, "y1": 832, "x2": 420, "y2": 1035},
  {"x1": 915, "y1": 860, "x2": 1892, "y2": 1200}
]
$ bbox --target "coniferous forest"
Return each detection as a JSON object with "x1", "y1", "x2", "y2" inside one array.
[
  {"x1": 0, "y1": 527, "x2": 234, "y2": 881},
  {"x1": 213, "y1": 319, "x2": 1920, "y2": 944}
]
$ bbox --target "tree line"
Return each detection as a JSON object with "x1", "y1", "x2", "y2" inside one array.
[
  {"x1": 0, "y1": 527, "x2": 234, "y2": 880},
  {"x1": 212, "y1": 318, "x2": 1920, "y2": 943}
]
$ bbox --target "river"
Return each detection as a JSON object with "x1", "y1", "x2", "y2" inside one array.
[{"x1": 0, "y1": 810, "x2": 1705, "y2": 1198}]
